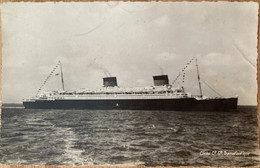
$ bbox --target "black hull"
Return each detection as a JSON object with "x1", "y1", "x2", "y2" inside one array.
[{"x1": 23, "y1": 97, "x2": 238, "y2": 111}]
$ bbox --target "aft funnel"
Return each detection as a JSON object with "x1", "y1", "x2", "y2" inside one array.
[{"x1": 103, "y1": 77, "x2": 118, "y2": 87}]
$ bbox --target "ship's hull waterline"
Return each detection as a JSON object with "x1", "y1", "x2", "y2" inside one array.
[{"x1": 23, "y1": 97, "x2": 238, "y2": 111}]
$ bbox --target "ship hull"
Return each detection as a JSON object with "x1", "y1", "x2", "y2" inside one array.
[{"x1": 23, "y1": 97, "x2": 238, "y2": 111}]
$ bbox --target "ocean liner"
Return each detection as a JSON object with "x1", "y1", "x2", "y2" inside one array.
[{"x1": 23, "y1": 58, "x2": 238, "y2": 111}]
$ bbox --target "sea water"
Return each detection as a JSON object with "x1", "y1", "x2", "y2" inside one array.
[{"x1": 0, "y1": 105, "x2": 259, "y2": 166}]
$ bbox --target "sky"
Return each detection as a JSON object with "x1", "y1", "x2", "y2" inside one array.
[{"x1": 1, "y1": 2, "x2": 258, "y2": 105}]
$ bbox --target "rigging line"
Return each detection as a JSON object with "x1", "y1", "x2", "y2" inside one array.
[
  {"x1": 201, "y1": 79, "x2": 222, "y2": 97},
  {"x1": 172, "y1": 56, "x2": 195, "y2": 85},
  {"x1": 35, "y1": 62, "x2": 60, "y2": 96}
]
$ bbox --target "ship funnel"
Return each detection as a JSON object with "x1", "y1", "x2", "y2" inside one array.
[
  {"x1": 103, "y1": 77, "x2": 118, "y2": 87},
  {"x1": 153, "y1": 75, "x2": 169, "y2": 86}
]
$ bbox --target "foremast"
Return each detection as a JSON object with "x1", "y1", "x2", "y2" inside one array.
[
  {"x1": 195, "y1": 57, "x2": 203, "y2": 98},
  {"x1": 59, "y1": 61, "x2": 65, "y2": 91}
]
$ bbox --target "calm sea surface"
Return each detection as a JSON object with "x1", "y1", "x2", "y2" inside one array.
[{"x1": 0, "y1": 105, "x2": 259, "y2": 166}]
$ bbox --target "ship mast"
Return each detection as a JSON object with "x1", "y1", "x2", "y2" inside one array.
[
  {"x1": 196, "y1": 57, "x2": 203, "y2": 98},
  {"x1": 59, "y1": 61, "x2": 65, "y2": 91}
]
